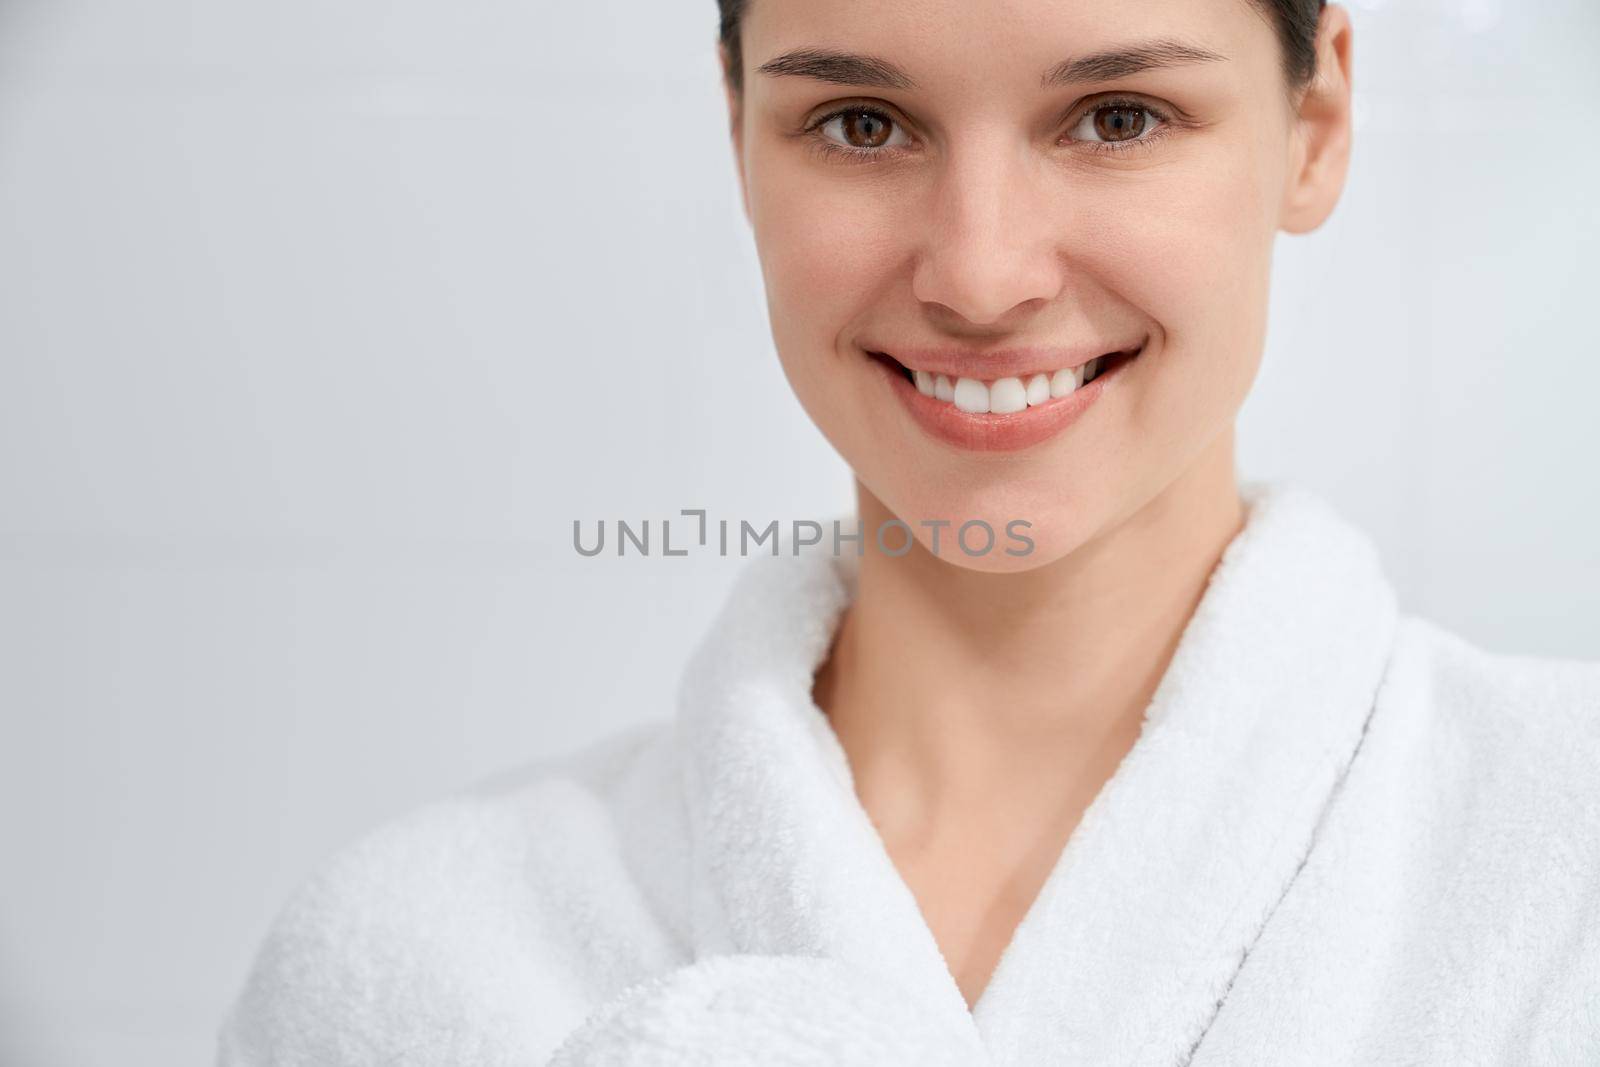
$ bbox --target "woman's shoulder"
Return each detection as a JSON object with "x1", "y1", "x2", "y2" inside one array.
[
  {"x1": 217, "y1": 716, "x2": 689, "y2": 1065},
  {"x1": 1375, "y1": 613, "x2": 1600, "y2": 842},
  {"x1": 1389, "y1": 612, "x2": 1600, "y2": 745}
]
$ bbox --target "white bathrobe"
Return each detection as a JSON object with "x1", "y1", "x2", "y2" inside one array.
[{"x1": 218, "y1": 482, "x2": 1600, "y2": 1066}]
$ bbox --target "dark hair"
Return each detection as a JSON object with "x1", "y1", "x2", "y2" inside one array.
[{"x1": 718, "y1": 0, "x2": 1326, "y2": 97}]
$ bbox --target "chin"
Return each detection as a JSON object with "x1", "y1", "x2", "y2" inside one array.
[{"x1": 868, "y1": 475, "x2": 1115, "y2": 575}]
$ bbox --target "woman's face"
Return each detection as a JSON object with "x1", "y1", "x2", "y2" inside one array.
[{"x1": 727, "y1": 0, "x2": 1339, "y2": 571}]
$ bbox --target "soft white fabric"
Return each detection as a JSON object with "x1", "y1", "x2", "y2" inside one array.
[
  {"x1": 218, "y1": 481, "x2": 1600, "y2": 1065},
  {"x1": 546, "y1": 955, "x2": 988, "y2": 1066}
]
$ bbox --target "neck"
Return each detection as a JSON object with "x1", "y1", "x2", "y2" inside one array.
[{"x1": 813, "y1": 428, "x2": 1246, "y2": 833}]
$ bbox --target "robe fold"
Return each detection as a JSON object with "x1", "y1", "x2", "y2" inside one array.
[{"x1": 218, "y1": 481, "x2": 1600, "y2": 1065}]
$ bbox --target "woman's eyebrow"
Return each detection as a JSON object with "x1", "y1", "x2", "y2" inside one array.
[
  {"x1": 1042, "y1": 39, "x2": 1226, "y2": 85},
  {"x1": 755, "y1": 48, "x2": 916, "y2": 90},
  {"x1": 755, "y1": 39, "x2": 1227, "y2": 92}
]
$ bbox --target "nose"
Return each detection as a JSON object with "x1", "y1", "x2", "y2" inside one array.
[{"x1": 910, "y1": 140, "x2": 1066, "y2": 328}]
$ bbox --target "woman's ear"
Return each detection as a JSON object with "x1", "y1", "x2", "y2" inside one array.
[
  {"x1": 718, "y1": 41, "x2": 752, "y2": 225},
  {"x1": 1280, "y1": 4, "x2": 1355, "y2": 234}
]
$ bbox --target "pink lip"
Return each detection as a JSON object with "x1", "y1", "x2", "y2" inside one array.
[{"x1": 868, "y1": 345, "x2": 1141, "y2": 453}]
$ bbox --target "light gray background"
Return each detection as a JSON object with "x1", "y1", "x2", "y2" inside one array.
[{"x1": 1, "y1": 0, "x2": 1596, "y2": 1062}]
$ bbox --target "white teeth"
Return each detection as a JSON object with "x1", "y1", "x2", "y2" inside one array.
[
  {"x1": 904, "y1": 354, "x2": 1124, "y2": 412},
  {"x1": 1025, "y1": 373, "x2": 1051, "y2": 407},
  {"x1": 953, "y1": 377, "x2": 990, "y2": 413},
  {"x1": 989, "y1": 377, "x2": 1027, "y2": 414}
]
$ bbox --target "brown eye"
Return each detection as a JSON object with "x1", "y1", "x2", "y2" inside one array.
[
  {"x1": 838, "y1": 109, "x2": 893, "y2": 148},
  {"x1": 1092, "y1": 105, "x2": 1147, "y2": 142},
  {"x1": 814, "y1": 106, "x2": 908, "y2": 154},
  {"x1": 1066, "y1": 100, "x2": 1165, "y2": 148}
]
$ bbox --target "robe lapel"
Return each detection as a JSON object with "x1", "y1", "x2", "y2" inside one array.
[
  {"x1": 675, "y1": 525, "x2": 979, "y2": 1028},
  {"x1": 677, "y1": 481, "x2": 1399, "y2": 1066},
  {"x1": 969, "y1": 482, "x2": 1400, "y2": 1064}
]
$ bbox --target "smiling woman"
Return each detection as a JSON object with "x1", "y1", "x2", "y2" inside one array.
[
  {"x1": 725, "y1": 0, "x2": 1348, "y2": 579},
  {"x1": 217, "y1": 2, "x2": 1600, "y2": 1064}
]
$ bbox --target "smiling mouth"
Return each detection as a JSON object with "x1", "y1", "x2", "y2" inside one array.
[{"x1": 868, "y1": 345, "x2": 1142, "y2": 414}]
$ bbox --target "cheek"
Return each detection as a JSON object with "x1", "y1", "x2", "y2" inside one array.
[
  {"x1": 1079, "y1": 142, "x2": 1282, "y2": 439},
  {"x1": 747, "y1": 144, "x2": 902, "y2": 314},
  {"x1": 745, "y1": 152, "x2": 906, "y2": 435}
]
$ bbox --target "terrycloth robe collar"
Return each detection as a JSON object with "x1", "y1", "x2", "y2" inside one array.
[{"x1": 674, "y1": 481, "x2": 1400, "y2": 1065}]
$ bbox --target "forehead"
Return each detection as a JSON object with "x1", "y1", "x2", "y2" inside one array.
[{"x1": 741, "y1": 0, "x2": 1279, "y2": 96}]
